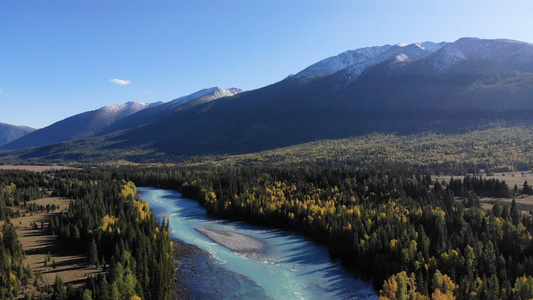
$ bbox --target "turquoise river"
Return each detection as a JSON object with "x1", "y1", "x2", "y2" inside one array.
[{"x1": 138, "y1": 187, "x2": 378, "y2": 300}]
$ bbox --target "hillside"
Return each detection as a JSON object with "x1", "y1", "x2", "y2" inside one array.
[
  {"x1": 2, "y1": 38, "x2": 533, "y2": 162},
  {"x1": 108, "y1": 38, "x2": 533, "y2": 156},
  {"x1": 1, "y1": 87, "x2": 244, "y2": 151},
  {"x1": 0, "y1": 101, "x2": 162, "y2": 150},
  {"x1": 101, "y1": 87, "x2": 243, "y2": 135},
  {"x1": 0, "y1": 122, "x2": 35, "y2": 146}
]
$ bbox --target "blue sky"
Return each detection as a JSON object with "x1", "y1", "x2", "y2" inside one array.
[{"x1": 2, "y1": 0, "x2": 533, "y2": 128}]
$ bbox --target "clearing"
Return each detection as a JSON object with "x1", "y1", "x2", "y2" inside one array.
[
  {"x1": 434, "y1": 171, "x2": 533, "y2": 215},
  {"x1": 1, "y1": 196, "x2": 103, "y2": 298},
  {"x1": 0, "y1": 165, "x2": 77, "y2": 172}
]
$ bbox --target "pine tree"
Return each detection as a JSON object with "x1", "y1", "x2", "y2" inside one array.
[
  {"x1": 88, "y1": 238, "x2": 98, "y2": 267},
  {"x1": 52, "y1": 275, "x2": 67, "y2": 300}
]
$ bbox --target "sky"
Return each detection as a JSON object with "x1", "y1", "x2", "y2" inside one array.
[{"x1": 2, "y1": 0, "x2": 533, "y2": 128}]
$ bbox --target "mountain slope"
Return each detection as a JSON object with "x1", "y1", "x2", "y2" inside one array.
[
  {"x1": 0, "y1": 123, "x2": 35, "y2": 146},
  {"x1": 3, "y1": 37, "x2": 533, "y2": 162},
  {"x1": 0, "y1": 101, "x2": 162, "y2": 150},
  {"x1": 100, "y1": 38, "x2": 533, "y2": 157},
  {"x1": 294, "y1": 41, "x2": 447, "y2": 80},
  {"x1": 100, "y1": 87, "x2": 244, "y2": 135}
]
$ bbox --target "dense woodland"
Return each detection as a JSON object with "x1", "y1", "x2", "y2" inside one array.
[
  {"x1": 0, "y1": 170, "x2": 174, "y2": 299},
  {"x1": 120, "y1": 165, "x2": 533, "y2": 299},
  {"x1": 2, "y1": 125, "x2": 533, "y2": 171},
  {"x1": 181, "y1": 126, "x2": 533, "y2": 174},
  {"x1": 3, "y1": 165, "x2": 533, "y2": 298}
]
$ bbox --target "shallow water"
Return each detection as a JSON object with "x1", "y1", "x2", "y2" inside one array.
[{"x1": 138, "y1": 187, "x2": 378, "y2": 300}]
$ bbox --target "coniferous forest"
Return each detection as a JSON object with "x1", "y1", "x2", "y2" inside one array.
[
  {"x1": 122, "y1": 166, "x2": 533, "y2": 299},
  {"x1": 0, "y1": 169, "x2": 174, "y2": 299},
  {"x1": 2, "y1": 165, "x2": 533, "y2": 299}
]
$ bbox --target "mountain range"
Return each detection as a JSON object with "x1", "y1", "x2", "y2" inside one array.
[
  {"x1": 1, "y1": 101, "x2": 164, "y2": 150},
  {"x1": 0, "y1": 123, "x2": 35, "y2": 147},
  {"x1": 2, "y1": 37, "x2": 533, "y2": 162}
]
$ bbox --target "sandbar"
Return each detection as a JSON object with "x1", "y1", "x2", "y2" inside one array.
[{"x1": 196, "y1": 228, "x2": 263, "y2": 252}]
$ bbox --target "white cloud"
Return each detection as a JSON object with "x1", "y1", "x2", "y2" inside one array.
[
  {"x1": 0, "y1": 88, "x2": 2, "y2": 93},
  {"x1": 110, "y1": 78, "x2": 131, "y2": 85}
]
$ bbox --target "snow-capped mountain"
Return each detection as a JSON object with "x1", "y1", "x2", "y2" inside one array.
[
  {"x1": 0, "y1": 101, "x2": 163, "y2": 150},
  {"x1": 427, "y1": 38, "x2": 533, "y2": 72},
  {"x1": 1, "y1": 86, "x2": 244, "y2": 151},
  {"x1": 101, "y1": 101, "x2": 163, "y2": 116},
  {"x1": 294, "y1": 41, "x2": 448, "y2": 80},
  {"x1": 295, "y1": 37, "x2": 533, "y2": 81},
  {"x1": 168, "y1": 87, "x2": 243, "y2": 109},
  {"x1": 97, "y1": 87, "x2": 244, "y2": 135},
  {"x1": 106, "y1": 37, "x2": 533, "y2": 157},
  {"x1": 5, "y1": 37, "x2": 533, "y2": 162}
]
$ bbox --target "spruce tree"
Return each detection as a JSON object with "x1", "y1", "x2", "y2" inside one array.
[{"x1": 87, "y1": 238, "x2": 98, "y2": 267}]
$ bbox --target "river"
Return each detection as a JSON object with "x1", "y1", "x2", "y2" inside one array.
[{"x1": 138, "y1": 187, "x2": 378, "y2": 300}]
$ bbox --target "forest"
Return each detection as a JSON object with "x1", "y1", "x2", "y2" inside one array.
[
  {"x1": 1, "y1": 125, "x2": 533, "y2": 171},
  {"x1": 2, "y1": 164, "x2": 533, "y2": 299},
  {"x1": 120, "y1": 165, "x2": 533, "y2": 299},
  {"x1": 0, "y1": 169, "x2": 174, "y2": 299}
]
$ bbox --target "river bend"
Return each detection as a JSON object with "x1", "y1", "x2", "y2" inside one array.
[{"x1": 138, "y1": 187, "x2": 378, "y2": 300}]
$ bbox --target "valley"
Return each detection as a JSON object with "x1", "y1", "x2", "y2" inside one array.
[
  {"x1": 4, "y1": 0, "x2": 533, "y2": 298},
  {"x1": 3, "y1": 37, "x2": 533, "y2": 299}
]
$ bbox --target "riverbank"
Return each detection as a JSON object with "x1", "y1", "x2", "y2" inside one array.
[
  {"x1": 141, "y1": 187, "x2": 378, "y2": 299},
  {"x1": 196, "y1": 227, "x2": 264, "y2": 252},
  {"x1": 172, "y1": 240, "x2": 203, "y2": 299}
]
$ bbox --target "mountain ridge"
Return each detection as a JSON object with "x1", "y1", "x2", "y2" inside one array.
[
  {"x1": 99, "y1": 87, "x2": 244, "y2": 135},
  {"x1": 0, "y1": 87, "x2": 244, "y2": 151},
  {"x1": 3, "y1": 37, "x2": 533, "y2": 162},
  {"x1": 0, "y1": 101, "x2": 163, "y2": 150},
  {"x1": 0, "y1": 122, "x2": 35, "y2": 147},
  {"x1": 294, "y1": 41, "x2": 448, "y2": 81}
]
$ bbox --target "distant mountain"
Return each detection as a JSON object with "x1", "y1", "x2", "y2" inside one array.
[
  {"x1": 1, "y1": 87, "x2": 243, "y2": 151},
  {"x1": 0, "y1": 101, "x2": 162, "y2": 150},
  {"x1": 100, "y1": 87, "x2": 244, "y2": 134},
  {"x1": 102, "y1": 38, "x2": 533, "y2": 156},
  {"x1": 3, "y1": 37, "x2": 533, "y2": 162},
  {"x1": 167, "y1": 87, "x2": 244, "y2": 109},
  {"x1": 0, "y1": 123, "x2": 35, "y2": 146},
  {"x1": 293, "y1": 41, "x2": 447, "y2": 80}
]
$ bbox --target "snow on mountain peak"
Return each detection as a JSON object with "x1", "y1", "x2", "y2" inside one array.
[
  {"x1": 102, "y1": 102, "x2": 147, "y2": 114},
  {"x1": 295, "y1": 45, "x2": 394, "y2": 80},
  {"x1": 168, "y1": 87, "x2": 244, "y2": 108},
  {"x1": 99, "y1": 101, "x2": 164, "y2": 120},
  {"x1": 293, "y1": 38, "x2": 533, "y2": 81},
  {"x1": 429, "y1": 38, "x2": 533, "y2": 72},
  {"x1": 210, "y1": 87, "x2": 244, "y2": 99},
  {"x1": 294, "y1": 41, "x2": 448, "y2": 81},
  {"x1": 395, "y1": 54, "x2": 409, "y2": 62},
  {"x1": 419, "y1": 41, "x2": 447, "y2": 52}
]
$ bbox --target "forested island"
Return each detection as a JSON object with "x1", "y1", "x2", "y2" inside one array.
[{"x1": 2, "y1": 165, "x2": 533, "y2": 299}]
